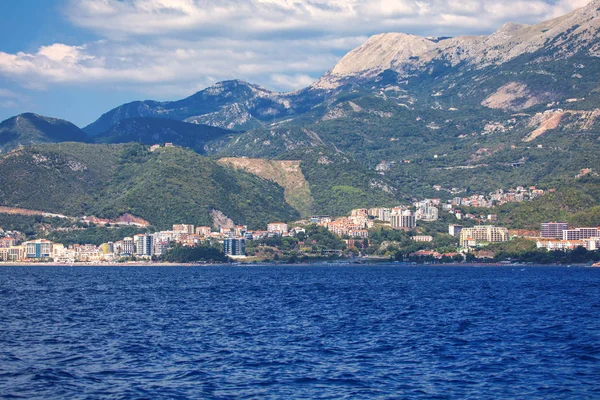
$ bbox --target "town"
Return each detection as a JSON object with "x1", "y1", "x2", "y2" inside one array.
[{"x1": 1, "y1": 188, "x2": 599, "y2": 264}]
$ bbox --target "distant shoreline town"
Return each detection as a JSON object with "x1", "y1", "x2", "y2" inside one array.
[{"x1": 1, "y1": 185, "x2": 599, "y2": 265}]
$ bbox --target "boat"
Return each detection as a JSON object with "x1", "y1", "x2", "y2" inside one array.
[{"x1": 591, "y1": 262, "x2": 600, "y2": 267}]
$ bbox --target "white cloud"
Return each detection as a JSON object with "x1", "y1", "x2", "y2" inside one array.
[
  {"x1": 37, "y1": 44, "x2": 90, "y2": 62},
  {"x1": 66, "y1": 0, "x2": 590, "y2": 37},
  {"x1": 0, "y1": 0, "x2": 592, "y2": 96},
  {"x1": 0, "y1": 37, "x2": 339, "y2": 96}
]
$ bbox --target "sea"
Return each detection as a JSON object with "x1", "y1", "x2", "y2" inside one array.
[{"x1": 0, "y1": 265, "x2": 599, "y2": 399}]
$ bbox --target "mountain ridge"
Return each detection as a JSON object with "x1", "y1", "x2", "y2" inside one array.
[
  {"x1": 1, "y1": 1, "x2": 600, "y2": 223},
  {"x1": 314, "y1": 0, "x2": 600, "y2": 89},
  {"x1": 83, "y1": 79, "x2": 323, "y2": 134},
  {"x1": 0, "y1": 143, "x2": 300, "y2": 230},
  {"x1": 0, "y1": 113, "x2": 89, "y2": 153},
  {"x1": 94, "y1": 117, "x2": 239, "y2": 155},
  {"x1": 77, "y1": 1, "x2": 600, "y2": 136}
]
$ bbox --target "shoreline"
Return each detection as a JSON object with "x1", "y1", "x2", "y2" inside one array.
[{"x1": 0, "y1": 261, "x2": 595, "y2": 268}]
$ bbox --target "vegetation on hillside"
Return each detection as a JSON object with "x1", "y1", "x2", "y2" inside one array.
[
  {"x1": 497, "y1": 176, "x2": 600, "y2": 229},
  {"x1": 94, "y1": 145, "x2": 299, "y2": 230},
  {"x1": 0, "y1": 143, "x2": 299, "y2": 230},
  {"x1": 0, "y1": 214, "x2": 74, "y2": 238},
  {"x1": 218, "y1": 158, "x2": 315, "y2": 217},
  {"x1": 281, "y1": 148, "x2": 402, "y2": 216},
  {"x1": 95, "y1": 118, "x2": 238, "y2": 155},
  {"x1": 0, "y1": 143, "x2": 122, "y2": 216},
  {"x1": 0, "y1": 113, "x2": 89, "y2": 153},
  {"x1": 47, "y1": 226, "x2": 149, "y2": 246}
]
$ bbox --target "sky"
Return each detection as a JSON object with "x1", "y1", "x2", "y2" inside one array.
[{"x1": 0, "y1": 0, "x2": 591, "y2": 127}]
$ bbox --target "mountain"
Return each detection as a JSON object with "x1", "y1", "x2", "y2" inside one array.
[
  {"x1": 83, "y1": 1, "x2": 600, "y2": 135},
  {"x1": 315, "y1": 0, "x2": 600, "y2": 92},
  {"x1": 5, "y1": 1, "x2": 600, "y2": 224},
  {"x1": 0, "y1": 143, "x2": 299, "y2": 230},
  {"x1": 497, "y1": 174, "x2": 600, "y2": 229},
  {"x1": 218, "y1": 157, "x2": 315, "y2": 217},
  {"x1": 214, "y1": 0, "x2": 600, "y2": 197},
  {"x1": 219, "y1": 148, "x2": 402, "y2": 217},
  {"x1": 94, "y1": 118, "x2": 238, "y2": 154},
  {"x1": 83, "y1": 80, "x2": 325, "y2": 135},
  {"x1": 0, "y1": 113, "x2": 88, "y2": 153}
]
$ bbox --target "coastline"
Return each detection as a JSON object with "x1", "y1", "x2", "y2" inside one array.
[{"x1": 0, "y1": 261, "x2": 595, "y2": 267}]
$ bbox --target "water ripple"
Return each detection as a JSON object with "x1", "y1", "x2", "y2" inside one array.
[{"x1": 0, "y1": 265, "x2": 599, "y2": 399}]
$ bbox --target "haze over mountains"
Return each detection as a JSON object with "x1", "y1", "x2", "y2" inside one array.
[{"x1": 1, "y1": 0, "x2": 600, "y2": 228}]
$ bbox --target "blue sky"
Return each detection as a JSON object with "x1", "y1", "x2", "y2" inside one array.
[{"x1": 0, "y1": 0, "x2": 590, "y2": 127}]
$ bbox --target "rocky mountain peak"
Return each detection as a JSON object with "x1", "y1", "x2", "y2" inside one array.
[
  {"x1": 323, "y1": 33, "x2": 436, "y2": 83},
  {"x1": 0, "y1": 112, "x2": 88, "y2": 153},
  {"x1": 315, "y1": 0, "x2": 599, "y2": 89}
]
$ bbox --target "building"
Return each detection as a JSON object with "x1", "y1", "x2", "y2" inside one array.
[
  {"x1": 153, "y1": 241, "x2": 169, "y2": 256},
  {"x1": 173, "y1": 224, "x2": 195, "y2": 234},
  {"x1": 234, "y1": 226, "x2": 248, "y2": 237},
  {"x1": 449, "y1": 225, "x2": 463, "y2": 237},
  {"x1": 583, "y1": 237, "x2": 600, "y2": 251},
  {"x1": 415, "y1": 201, "x2": 439, "y2": 222},
  {"x1": 223, "y1": 238, "x2": 246, "y2": 257},
  {"x1": 537, "y1": 240, "x2": 585, "y2": 251},
  {"x1": 0, "y1": 238, "x2": 16, "y2": 248},
  {"x1": 577, "y1": 168, "x2": 593, "y2": 178},
  {"x1": 0, "y1": 247, "x2": 8, "y2": 261},
  {"x1": 290, "y1": 227, "x2": 306, "y2": 236},
  {"x1": 562, "y1": 228, "x2": 600, "y2": 241},
  {"x1": 348, "y1": 230, "x2": 369, "y2": 239},
  {"x1": 541, "y1": 222, "x2": 569, "y2": 239},
  {"x1": 460, "y1": 226, "x2": 509, "y2": 247},
  {"x1": 195, "y1": 226, "x2": 212, "y2": 237},
  {"x1": 311, "y1": 216, "x2": 332, "y2": 225},
  {"x1": 391, "y1": 209, "x2": 416, "y2": 230},
  {"x1": 24, "y1": 240, "x2": 53, "y2": 259},
  {"x1": 252, "y1": 231, "x2": 268, "y2": 241},
  {"x1": 351, "y1": 209, "x2": 369, "y2": 218},
  {"x1": 377, "y1": 208, "x2": 392, "y2": 222},
  {"x1": 267, "y1": 222, "x2": 289, "y2": 235},
  {"x1": 53, "y1": 244, "x2": 66, "y2": 259},
  {"x1": 10, "y1": 246, "x2": 25, "y2": 261},
  {"x1": 134, "y1": 234, "x2": 154, "y2": 256},
  {"x1": 122, "y1": 237, "x2": 135, "y2": 255},
  {"x1": 0, "y1": 246, "x2": 25, "y2": 261},
  {"x1": 413, "y1": 235, "x2": 433, "y2": 243}
]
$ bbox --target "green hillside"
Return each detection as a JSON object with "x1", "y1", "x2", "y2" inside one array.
[
  {"x1": 94, "y1": 145, "x2": 299, "y2": 229},
  {"x1": 0, "y1": 143, "x2": 299, "y2": 230},
  {"x1": 95, "y1": 118, "x2": 238, "y2": 154},
  {"x1": 0, "y1": 113, "x2": 89, "y2": 154},
  {"x1": 279, "y1": 148, "x2": 402, "y2": 216},
  {"x1": 218, "y1": 96, "x2": 600, "y2": 200},
  {"x1": 496, "y1": 175, "x2": 600, "y2": 229},
  {"x1": 0, "y1": 143, "x2": 121, "y2": 216}
]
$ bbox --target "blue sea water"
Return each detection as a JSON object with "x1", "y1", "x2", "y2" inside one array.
[{"x1": 0, "y1": 266, "x2": 599, "y2": 399}]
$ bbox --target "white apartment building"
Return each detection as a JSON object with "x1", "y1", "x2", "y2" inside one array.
[{"x1": 460, "y1": 226, "x2": 509, "y2": 247}]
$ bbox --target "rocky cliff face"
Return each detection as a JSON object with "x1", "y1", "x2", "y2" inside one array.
[{"x1": 314, "y1": 0, "x2": 600, "y2": 89}]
